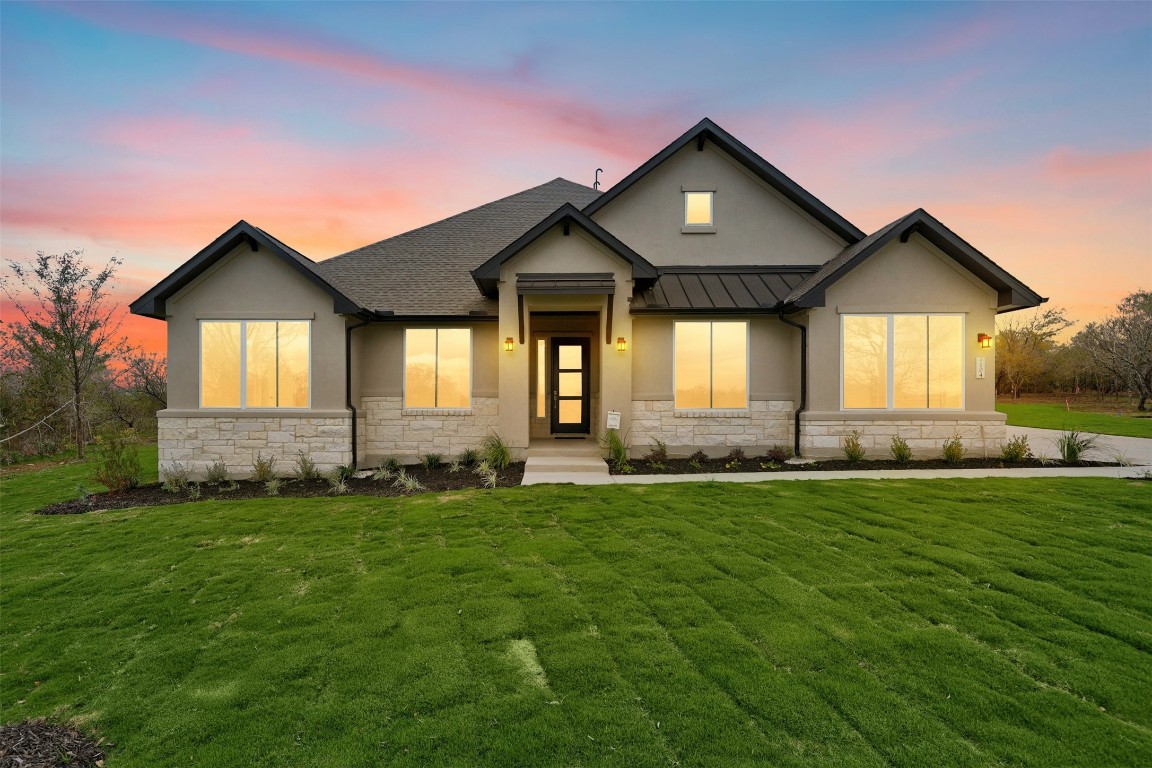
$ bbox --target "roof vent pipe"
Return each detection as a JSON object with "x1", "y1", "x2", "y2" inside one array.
[{"x1": 593, "y1": 168, "x2": 603, "y2": 191}]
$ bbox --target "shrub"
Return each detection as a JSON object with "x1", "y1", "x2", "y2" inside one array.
[
  {"x1": 889, "y1": 436, "x2": 913, "y2": 465},
  {"x1": 482, "y1": 433, "x2": 512, "y2": 470},
  {"x1": 392, "y1": 469, "x2": 424, "y2": 494},
  {"x1": 643, "y1": 439, "x2": 669, "y2": 464},
  {"x1": 1057, "y1": 430, "x2": 1098, "y2": 464},
  {"x1": 941, "y1": 435, "x2": 965, "y2": 464},
  {"x1": 265, "y1": 479, "x2": 282, "y2": 497},
  {"x1": 294, "y1": 451, "x2": 322, "y2": 481},
  {"x1": 725, "y1": 447, "x2": 747, "y2": 462},
  {"x1": 250, "y1": 453, "x2": 277, "y2": 483},
  {"x1": 841, "y1": 430, "x2": 866, "y2": 463},
  {"x1": 764, "y1": 445, "x2": 791, "y2": 463},
  {"x1": 333, "y1": 463, "x2": 356, "y2": 482},
  {"x1": 93, "y1": 432, "x2": 142, "y2": 493},
  {"x1": 421, "y1": 452, "x2": 444, "y2": 470},
  {"x1": 1000, "y1": 435, "x2": 1031, "y2": 463},
  {"x1": 688, "y1": 450, "x2": 709, "y2": 464},
  {"x1": 457, "y1": 448, "x2": 480, "y2": 466},
  {"x1": 204, "y1": 459, "x2": 229, "y2": 485},
  {"x1": 373, "y1": 457, "x2": 402, "y2": 481},
  {"x1": 161, "y1": 462, "x2": 191, "y2": 494},
  {"x1": 187, "y1": 482, "x2": 202, "y2": 500}
]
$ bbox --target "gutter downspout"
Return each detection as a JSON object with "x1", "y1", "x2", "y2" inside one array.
[
  {"x1": 776, "y1": 311, "x2": 807, "y2": 457},
  {"x1": 345, "y1": 317, "x2": 373, "y2": 468}
]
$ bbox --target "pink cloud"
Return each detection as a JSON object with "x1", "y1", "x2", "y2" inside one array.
[{"x1": 1044, "y1": 146, "x2": 1152, "y2": 197}]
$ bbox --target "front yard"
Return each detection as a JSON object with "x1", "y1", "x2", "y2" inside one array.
[{"x1": 1, "y1": 467, "x2": 1149, "y2": 766}]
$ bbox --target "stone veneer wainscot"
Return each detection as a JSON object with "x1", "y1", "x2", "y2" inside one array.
[
  {"x1": 157, "y1": 413, "x2": 353, "y2": 478},
  {"x1": 630, "y1": 400, "x2": 794, "y2": 457},
  {"x1": 358, "y1": 396, "x2": 500, "y2": 464},
  {"x1": 799, "y1": 412, "x2": 1008, "y2": 458}
]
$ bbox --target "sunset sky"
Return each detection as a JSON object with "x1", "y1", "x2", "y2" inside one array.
[{"x1": 2, "y1": 1, "x2": 1149, "y2": 354}]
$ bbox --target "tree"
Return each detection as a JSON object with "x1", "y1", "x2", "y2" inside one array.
[
  {"x1": 1073, "y1": 290, "x2": 1152, "y2": 411},
  {"x1": 995, "y1": 307, "x2": 1073, "y2": 399},
  {"x1": 2, "y1": 250, "x2": 129, "y2": 458}
]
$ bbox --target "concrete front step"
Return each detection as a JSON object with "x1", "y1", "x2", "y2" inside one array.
[
  {"x1": 526, "y1": 440, "x2": 602, "y2": 459},
  {"x1": 522, "y1": 454, "x2": 611, "y2": 485}
]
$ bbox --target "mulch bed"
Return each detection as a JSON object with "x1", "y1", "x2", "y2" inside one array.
[
  {"x1": 614, "y1": 456, "x2": 1119, "y2": 475},
  {"x1": 37, "y1": 463, "x2": 526, "y2": 516},
  {"x1": 0, "y1": 719, "x2": 105, "y2": 767}
]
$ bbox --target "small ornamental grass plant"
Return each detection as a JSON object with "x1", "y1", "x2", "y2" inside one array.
[
  {"x1": 293, "y1": 451, "x2": 322, "y2": 481},
  {"x1": 889, "y1": 436, "x2": 913, "y2": 465},
  {"x1": 482, "y1": 433, "x2": 512, "y2": 470},
  {"x1": 602, "y1": 429, "x2": 632, "y2": 473},
  {"x1": 841, "y1": 430, "x2": 866, "y2": 463},
  {"x1": 421, "y1": 453, "x2": 444, "y2": 470},
  {"x1": 1057, "y1": 430, "x2": 1098, "y2": 464}
]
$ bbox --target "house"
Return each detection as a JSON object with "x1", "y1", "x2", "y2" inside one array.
[{"x1": 131, "y1": 118, "x2": 1044, "y2": 476}]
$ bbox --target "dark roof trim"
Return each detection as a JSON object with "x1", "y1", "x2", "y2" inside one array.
[
  {"x1": 471, "y1": 204, "x2": 658, "y2": 297},
  {"x1": 784, "y1": 208, "x2": 1046, "y2": 313},
  {"x1": 517, "y1": 272, "x2": 615, "y2": 295},
  {"x1": 629, "y1": 306, "x2": 783, "y2": 316},
  {"x1": 130, "y1": 220, "x2": 367, "y2": 320},
  {"x1": 582, "y1": 118, "x2": 865, "y2": 244}
]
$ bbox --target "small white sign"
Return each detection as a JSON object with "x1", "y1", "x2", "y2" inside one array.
[
  {"x1": 606, "y1": 410, "x2": 621, "y2": 430},
  {"x1": 975, "y1": 356, "x2": 986, "y2": 380}
]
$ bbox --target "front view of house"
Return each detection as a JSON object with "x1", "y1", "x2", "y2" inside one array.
[{"x1": 132, "y1": 118, "x2": 1044, "y2": 475}]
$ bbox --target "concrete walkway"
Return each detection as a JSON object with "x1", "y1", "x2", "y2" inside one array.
[{"x1": 520, "y1": 425, "x2": 1152, "y2": 486}]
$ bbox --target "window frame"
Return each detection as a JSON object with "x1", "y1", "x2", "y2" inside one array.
[
  {"x1": 840, "y1": 313, "x2": 965, "y2": 411},
  {"x1": 403, "y1": 327, "x2": 474, "y2": 410},
  {"x1": 682, "y1": 190, "x2": 715, "y2": 230},
  {"x1": 673, "y1": 319, "x2": 750, "y2": 411},
  {"x1": 198, "y1": 319, "x2": 312, "y2": 409}
]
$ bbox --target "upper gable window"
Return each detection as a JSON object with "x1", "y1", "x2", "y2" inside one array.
[{"x1": 683, "y1": 191, "x2": 714, "y2": 229}]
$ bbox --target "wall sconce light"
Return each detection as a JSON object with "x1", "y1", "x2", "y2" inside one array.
[
  {"x1": 616, "y1": 336, "x2": 627, "y2": 352},
  {"x1": 504, "y1": 337, "x2": 514, "y2": 352},
  {"x1": 977, "y1": 333, "x2": 992, "y2": 349}
]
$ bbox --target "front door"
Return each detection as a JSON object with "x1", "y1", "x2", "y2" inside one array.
[{"x1": 550, "y1": 337, "x2": 590, "y2": 434}]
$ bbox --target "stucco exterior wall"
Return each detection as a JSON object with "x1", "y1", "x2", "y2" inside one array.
[
  {"x1": 357, "y1": 396, "x2": 499, "y2": 465},
  {"x1": 164, "y1": 243, "x2": 348, "y2": 411},
  {"x1": 630, "y1": 400, "x2": 794, "y2": 457},
  {"x1": 497, "y1": 226, "x2": 634, "y2": 451},
  {"x1": 591, "y1": 143, "x2": 846, "y2": 267},
  {"x1": 158, "y1": 414, "x2": 352, "y2": 478}
]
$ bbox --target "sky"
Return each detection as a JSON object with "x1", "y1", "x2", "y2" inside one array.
[{"x1": 2, "y1": 1, "x2": 1150, "y2": 355}]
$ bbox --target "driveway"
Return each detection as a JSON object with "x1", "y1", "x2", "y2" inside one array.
[{"x1": 1006, "y1": 426, "x2": 1152, "y2": 466}]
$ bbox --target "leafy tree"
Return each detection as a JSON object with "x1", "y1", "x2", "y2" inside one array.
[
  {"x1": 995, "y1": 307, "x2": 1073, "y2": 399},
  {"x1": 1073, "y1": 290, "x2": 1152, "y2": 411},
  {"x1": 2, "y1": 250, "x2": 129, "y2": 458}
]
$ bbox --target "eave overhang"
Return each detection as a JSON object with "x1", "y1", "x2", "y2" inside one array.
[
  {"x1": 129, "y1": 220, "x2": 368, "y2": 320},
  {"x1": 470, "y1": 204, "x2": 658, "y2": 297},
  {"x1": 582, "y1": 117, "x2": 865, "y2": 245}
]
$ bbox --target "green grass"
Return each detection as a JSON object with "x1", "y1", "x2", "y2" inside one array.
[
  {"x1": 998, "y1": 402, "x2": 1152, "y2": 438},
  {"x1": 0, "y1": 444, "x2": 159, "y2": 512},
  {"x1": 2, "y1": 462, "x2": 1150, "y2": 766}
]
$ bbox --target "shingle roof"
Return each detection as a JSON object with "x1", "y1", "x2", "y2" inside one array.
[
  {"x1": 633, "y1": 266, "x2": 819, "y2": 313},
  {"x1": 315, "y1": 178, "x2": 601, "y2": 316}
]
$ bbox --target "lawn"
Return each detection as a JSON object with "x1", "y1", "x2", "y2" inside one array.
[
  {"x1": 2, "y1": 466, "x2": 1150, "y2": 766},
  {"x1": 997, "y1": 400, "x2": 1152, "y2": 438}
]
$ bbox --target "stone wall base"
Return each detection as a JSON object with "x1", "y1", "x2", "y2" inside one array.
[
  {"x1": 158, "y1": 415, "x2": 352, "y2": 479},
  {"x1": 799, "y1": 412, "x2": 1008, "y2": 458},
  {"x1": 358, "y1": 396, "x2": 500, "y2": 465},
  {"x1": 630, "y1": 400, "x2": 794, "y2": 458}
]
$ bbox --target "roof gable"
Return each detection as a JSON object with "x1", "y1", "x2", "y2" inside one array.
[
  {"x1": 583, "y1": 118, "x2": 865, "y2": 245},
  {"x1": 130, "y1": 221, "x2": 366, "y2": 320},
  {"x1": 471, "y1": 204, "x2": 659, "y2": 297},
  {"x1": 784, "y1": 209, "x2": 1046, "y2": 313}
]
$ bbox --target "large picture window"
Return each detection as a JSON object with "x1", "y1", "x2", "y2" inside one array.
[
  {"x1": 405, "y1": 328, "x2": 471, "y2": 408},
  {"x1": 674, "y1": 321, "x2": 748, "y2": 409},
  {"x1": 200, "y1": 320, "x2": 310, "y2": 408},
  {"x1": 843, "y1": 314, "x2": 963, "y2": 410}
]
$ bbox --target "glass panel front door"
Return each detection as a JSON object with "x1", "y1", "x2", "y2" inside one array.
[{"x1": 550, "y1": 338, "x2": 590, "y2": 434}]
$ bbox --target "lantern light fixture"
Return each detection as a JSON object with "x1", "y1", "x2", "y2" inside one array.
[
  {"x1": 504, "y1": 337, "x2": 514, "y2": 352},
  {"x1": 977, "y1": 333, "x2": 992, "y2": 349},
  {"x1": 616, "y1": 336, "x2": 627, "y2": 352}
]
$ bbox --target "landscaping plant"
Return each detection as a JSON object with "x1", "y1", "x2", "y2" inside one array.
[
  {"x1": 160, "y1": 461, "x2": 191, "y2": 493},
  {"x1": 249, "y1": 453, "x2": 277, "y2": 483},
  {"x1": 92, "y1": 431, "x2": 142, "y2": 493},
  {"x1": 841, "y1": 430, "x2": 866, "y2": 462},
  {"x1": 999, "y1": 435, "x2": 1031, "y2": 463},
  {"x1": 941, "y1": 435, "x2": 965, "y2": 464},
  {"x1": 204, "y1": 459, "x2": 230, "y2": 485},
  {"x1": 1057, "y1": 429, "x2": 1098, "y2": 464},
  {"x1": 482, "y1": 432, "x2": 512, "y2": 470},
  {"x1": 293, "y1": 451, "x2": 322, "y2": 481},
  {"x1": 889, "y1": 436, "x2": 913, "y2": 464}
]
